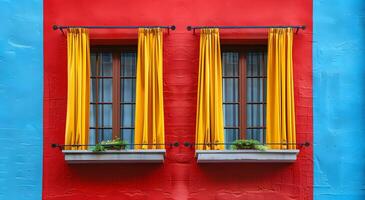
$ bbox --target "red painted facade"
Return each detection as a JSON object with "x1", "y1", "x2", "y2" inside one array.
[{"x1": 43, "y1": 0, "x2": 313, "y2": 199}]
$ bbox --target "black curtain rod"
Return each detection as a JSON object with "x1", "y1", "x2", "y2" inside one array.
[
  {"x1": 183, "y1": 141, "x2": 311, "y2": 147},
  {"x1": 187, "y1": 25, "x2": 306, "y2": 33},
  {"x1": 53, "y1": 25, "x2": 176, "y2": 31},
  {"x1": 51, "y1": 142, "x2": 180, "y2": 150}
]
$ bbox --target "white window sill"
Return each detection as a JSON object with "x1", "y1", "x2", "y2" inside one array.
[
  {"x1": 196, "y1": 149, "x2": 300, "y2": 163},
  {"x1": 62, "y1": 149, "x2": 166, "y2": 164}
]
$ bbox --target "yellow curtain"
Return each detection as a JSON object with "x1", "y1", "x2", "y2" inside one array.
[
  {"x1": 195, "y1": 29, "x2": 224, "y2": 150},
  {"x1": 65, "y1": 28, "x2": 90, "y2": 150},
  {"x1": 266, "y1": 28, "x2": 296, "y2": 149},
  {"x1": 134, "y1": 28, "x2": 165, "y2": 149}
]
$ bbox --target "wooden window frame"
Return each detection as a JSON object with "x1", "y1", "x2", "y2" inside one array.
[
  {"x1": 90, "y1": 46, "x2": 137, "y2": 143},
  {"x1": 221, "y1": 45, "x2": 267, "y2": 141}
]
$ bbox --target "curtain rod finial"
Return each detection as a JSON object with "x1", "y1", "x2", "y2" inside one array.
[
  {"x1": 52, "y1": 25, "x2": 59, "y2": 30},
  {"x1": 187, "y1": 26, "x2": 192, "y2": 31},
  {"x1": 171, "y1": 25, "x2": 176, "y2": 30}
]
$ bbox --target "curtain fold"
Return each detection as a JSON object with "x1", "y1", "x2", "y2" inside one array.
[
  {"x1": 65, "y1": 28, "x2": 90, "y2": 150},
  {"x1": 195, "y1": 28, "x2": 224, "y2": 150},
  {"x1": 266, "y1": 28, "x2": 296, "y2": 149},
  {"x1": 134, "y1": 28, "x2": 165, "y2": 149}
]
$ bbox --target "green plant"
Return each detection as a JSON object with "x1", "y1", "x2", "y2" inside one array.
[
  {"x1": 231, "y1": 139, "x2": 268, "y2": 151},
  {"x1": 91, "y1": 138, "x2": 127, "y2": 152}
]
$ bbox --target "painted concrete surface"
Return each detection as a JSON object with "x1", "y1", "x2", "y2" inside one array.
[
  {"x1": 313, "y1": 0, "x2": 365, "y2": 199},
  {"x1": 0, "y1": 0, "x2": 43, "y2": 199},
  {"x1": 44, "y1": 0, "x2": 312, "y2": 199}
]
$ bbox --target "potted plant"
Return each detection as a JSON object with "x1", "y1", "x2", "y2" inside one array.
[
  {"x1": 231, "y1": 139, "x2": 268, "y2": 151},
  {"x1": 91, "y1": 138, "x2": 127, "y2": 152}
]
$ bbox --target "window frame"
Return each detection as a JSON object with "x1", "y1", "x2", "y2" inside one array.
[
  {"x1": 221, "y1": 45, "x2": 267, "y2": 141},
  {"x1": 90, "y1": 45, "x2": 137, "y2": 144}
]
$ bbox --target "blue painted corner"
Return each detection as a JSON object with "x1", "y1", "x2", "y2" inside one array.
[
  {"x1": 0, "y1": 0, "x2": 43, "y2": 199},
  {"x1": 314, "y1": 0, "x2": 365, "y2": 199}
]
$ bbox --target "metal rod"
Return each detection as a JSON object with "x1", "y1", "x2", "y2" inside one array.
[
  {"x1": 52, "y1": 141, "x2": 310, "y2": 150},
  {"x1": 51, "y1": 142, "x2": 180, "y2": 150},
  {"x1": 183, "y1": 141, "x2": 310, "y2": 147},
  {"x1": 53, "y1": 25, "x2": 176, "y2": 31},
  {"x1": 186, "y1": 25, "x2": 306, "y2": 33}
]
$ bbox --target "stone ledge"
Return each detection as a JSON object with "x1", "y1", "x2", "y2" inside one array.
[
  {"x1": 196, "y1": 149, "x2": 300, "y2": 163},
  {"x1": 62, "y1": 149, "x2": 166, "y2": 164}
]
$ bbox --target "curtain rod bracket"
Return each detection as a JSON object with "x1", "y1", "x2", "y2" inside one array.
[
  {"x1": 60, "y1": 28, "x2": 66, "y2": 36},
  {"x1": 53, "y1": 25, "x2": 66, "y2": 36}
]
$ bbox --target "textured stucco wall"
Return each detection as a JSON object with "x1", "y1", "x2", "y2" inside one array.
[
  {"x1": 0, "y1": 0, "x2": 43, "y2": 199},
  {"x1": 44, "y1": 0, "x2": 312, "y2": 199},
  {"x1": 313, "y1": 0, "x2": 365, "y2": 199}
]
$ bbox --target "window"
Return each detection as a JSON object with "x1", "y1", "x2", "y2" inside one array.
[
  {"x1": 222, "y1": 46, "x2": 267, "y2": 148},
  {"x1": 89, "y1": 47, "x2": 136, "y2": 149}
]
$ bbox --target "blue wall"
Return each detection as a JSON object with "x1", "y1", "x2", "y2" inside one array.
[
  {"x1": 314, "y1": 0, "x2": 365, "y2": 199},
  {"x1": 0, "y1": 0, "x2": 43, "y2": 199}
]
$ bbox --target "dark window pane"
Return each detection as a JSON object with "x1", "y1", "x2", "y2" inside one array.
[
  {"x1": 223, "y1": 104, "x2": 239, "y2": 127},
  {"x1": 98, "y1": 104, "x2": 112, "y2": 128},
  {"x1": 101, "y1": 53, "x2": 113, "y2": 76},
  {"x1": 104, "y1": 129, "x2": 113, "y2": 141},
  {"x1": 222, "y1": 52, "x2": 239, "y2": 76},
  {"x1": 258, "y1": 53, "x2": 264, "y2": 76},
  {"x1": 89, "y1": 129, "x2": 96, "y2": 146},
  {"x1": 91, "y1": 53, "x2": 97, "y2": 76},
  {"x1": 223, "y1": 78, "x2": 239, "y2": 102},
  {"x1": 263, "y1": 53, "x2": 267, "y2": 76},
  {"x1": 121, "y1": 129, "x2": 134, "y2": 149},
  {"x1": 121, "y1": 52, "x2": 136, "y2": 77},
  {"x1": 121, "y1": 104, "x2": 135, "y2": 127},
  {"x1": 247, "y1": 52, "x2": 260, "y2": 76},
  {"x1": 263, "y1": 105, "x2": 266, "y2": 126},
  {"x1": 246, "y1": 104, "x2": 264, "y2": 127},
  {"x1": 121, "y1": 79, "x2": 135, "y2": 103},
  {"x1": 222, "y1": 51, "x2": 240, "y2": 150},
  {"x1": 99, "y1": 129, "x2": 112, "y2": 142},
  {"x1": 246, "y1": 51, "x2": 267, "y2": 144},
  {"x1": 246, "y1": 129, "x2": 264, "y2": 143},
  {"x1": 263, "y1": 78, "x2": 267, "y2": 102},
  {"x1": 120, "y1": 51, "x2": 136, "y2": 149},
  {"x1": 90, "y1": 104, "x2": 96, "y2": 127},
  {"x1": 98, "y1": 79, "x2": 112, "y2": 102},
  {"x1": 247, "y1": 78, "x2": 264, "y2": 102},
  {"x1": 90, "y1": 79, "x2": 97, "y2": 103},
  {"x1": 224, "y1": 129, "x2": 239, "y2": 149}
]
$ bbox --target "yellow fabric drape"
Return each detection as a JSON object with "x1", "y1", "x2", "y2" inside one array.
[
  {"x1": 195, "y1": 29, "x2": 224, "y2": 150},
  {"x1": 134, "y1": 28, "x2": 165, "y2": 149},
  {"x1": 65, "y1": 28, "x2": 90, "y2": 150},
  {"x1": 266, "y1": 28, "x2": 296, "y2": 149}
]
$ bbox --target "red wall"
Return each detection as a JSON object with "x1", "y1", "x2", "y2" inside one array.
[{"x1": 43, "y1": 0, "x2": 313, "y2": 199}]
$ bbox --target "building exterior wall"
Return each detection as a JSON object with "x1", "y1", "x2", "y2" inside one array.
[
  {"x1": 3, "y1": 1, "x2": 365, "y2": 200},
  {"x1": 4, "y1": 1, "x2": 365, "y2": 199},
  {"x1": 313, "y1": 0, "x2": 365, "y2": 200},
  {"x1": 43, "y1": 0, "x2": 313, "y2": 200},
  {"x1": 0, "y1": 0, "x2": 43, "y2": 200}
]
